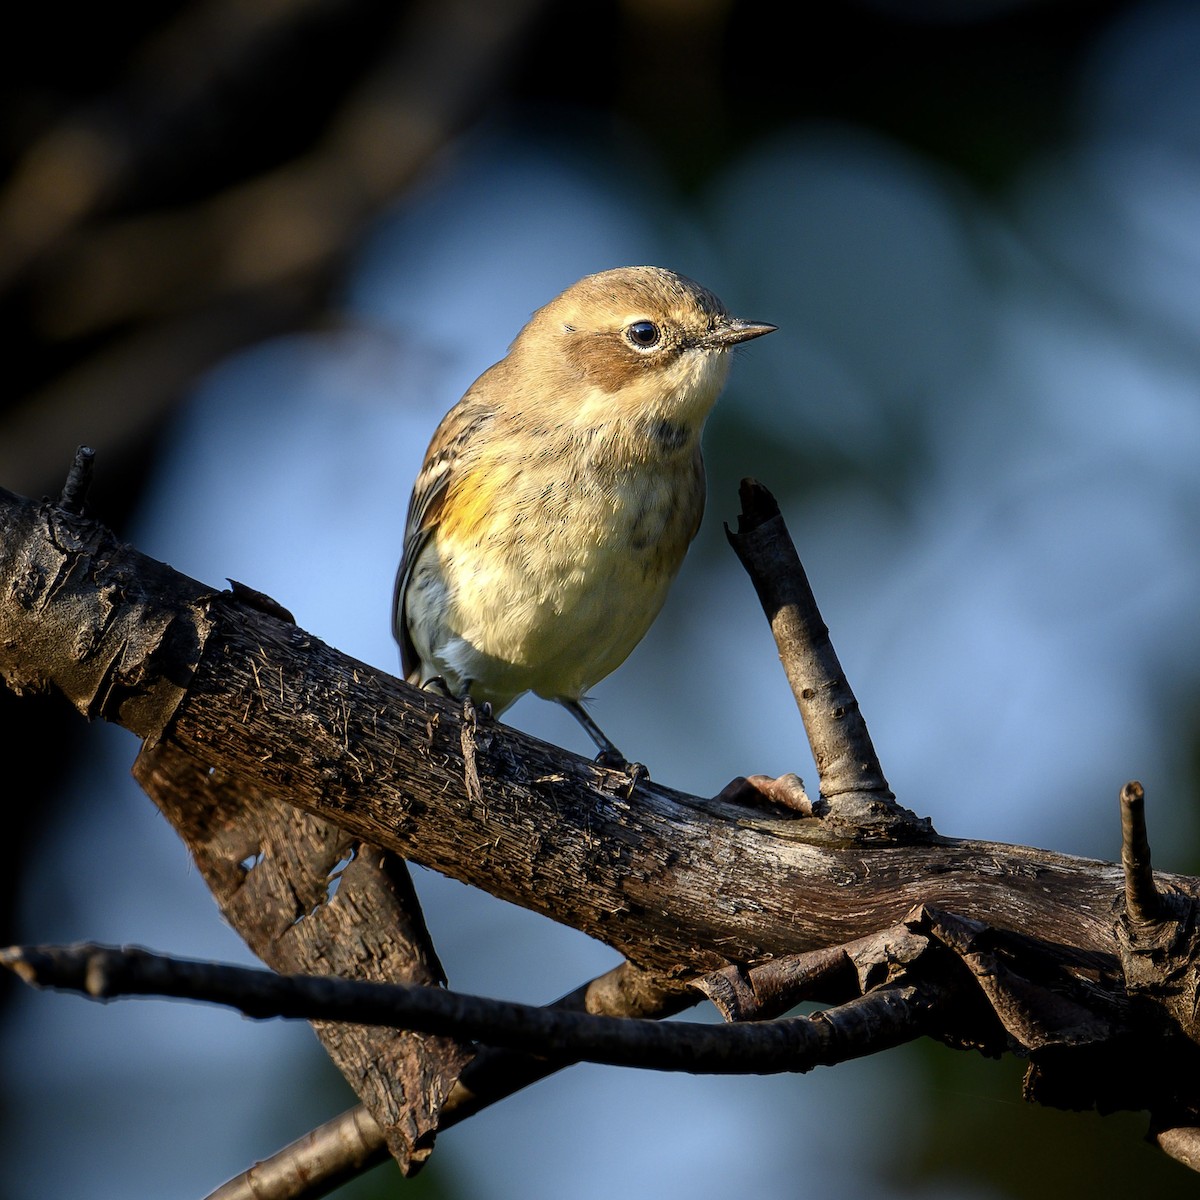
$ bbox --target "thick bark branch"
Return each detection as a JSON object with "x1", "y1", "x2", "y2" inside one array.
[
  {"x1": 131, "y1": 728, "x2": 472, "y2": 1172},
  {"x1": 0, "y1": 484, "x2": 1183, "y2": 971},
  {"x1": 0, "y1": 479, "x2": 467, "y2": 1171},
  {"x1": 7, "y1": 478, "x2": 1200, "y2": 1183},
  {"x1": 0, "y1": 485, "x2": 1161, "y2": 976}
]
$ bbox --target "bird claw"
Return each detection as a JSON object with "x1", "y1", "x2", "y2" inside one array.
[
  {"x1": 462, "y1": 695, "x2": 493, "y2": 725},
  {"x1": 595, "y1": 751, "x2": 649, "y2": 795},
  {"x1": 625, "y1": 760, "x2": 649, "y2": 789}
]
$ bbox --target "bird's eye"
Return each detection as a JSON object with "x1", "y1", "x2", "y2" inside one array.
[{"x1": 626, "y1": 320, "x2": 661, "y2": 349}]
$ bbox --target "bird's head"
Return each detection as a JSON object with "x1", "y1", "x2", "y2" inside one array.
[{"x1": 509, "y1": 266, "x2": 775, "y2": 431}]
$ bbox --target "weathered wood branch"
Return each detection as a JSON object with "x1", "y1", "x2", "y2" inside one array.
[
  {"x1": 6, "y1": 473, "x2": 1200, "y2": 1183},
  {"x1": 16, "y1": 461, "x2": 471, "y2": 1174},
  {"x1": 131, "y1": 715, "x2": 472, "y2": 1173},
  {"x1": 0, "y1": 483, "x2": 1160, "y2": 969}
]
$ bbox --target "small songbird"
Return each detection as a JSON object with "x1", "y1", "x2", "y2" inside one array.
[{"x1": 394, "y1": 265, "x2": 775, "y2": 766}]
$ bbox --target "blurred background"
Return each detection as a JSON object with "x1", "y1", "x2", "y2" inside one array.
[{"x1": 4, "y1": 0, "x2": 1200, "y2": 1196}]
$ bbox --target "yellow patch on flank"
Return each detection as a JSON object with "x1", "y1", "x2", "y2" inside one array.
[{"x1": 438, "y1": 466, "x2": 505, "y2": 544}]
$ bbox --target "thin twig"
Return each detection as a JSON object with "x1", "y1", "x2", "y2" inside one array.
[
  {"x1": 698, "y1": 922, "x2": 923, "y2": 1021},
  {"x1": 2, "y1": 943, "x2": 939, "y2": 1075},
  {"x1": 205, "y1": 1105, "x2": 387, "y2": 1200}
]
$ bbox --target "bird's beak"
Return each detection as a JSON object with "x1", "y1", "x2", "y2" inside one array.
[{"x1": 705, "y1": 318, "x2": 777, "y2": 348}]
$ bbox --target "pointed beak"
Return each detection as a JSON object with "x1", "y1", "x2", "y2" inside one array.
[{"x1": 705, "y1": 318, "x2": 777, "y2": 348}]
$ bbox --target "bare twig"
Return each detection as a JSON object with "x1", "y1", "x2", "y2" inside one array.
[
  {"x1": 1112, "y1": 781, "x2": 1200, "y2": 1169},
  {"x1": 698, "y1": 922, "x2": 922, "y2": 1021},
  {"x1": 205, "y1": 1105, "x2": 387, "y2": 1200},
  {"x1": 2, "y1": 942, "x2": 941, "y2": 1075},
  {"x1": 725, "y1": 479, "x2": 929, "y2": 837},
  {"x1": 442, "y1": 960, "x2": 692, "y2": 1122}
]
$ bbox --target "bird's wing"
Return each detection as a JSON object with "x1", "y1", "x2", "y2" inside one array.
[{"x1": 393, "y1": 394, "x2": 497, "y2": 680}]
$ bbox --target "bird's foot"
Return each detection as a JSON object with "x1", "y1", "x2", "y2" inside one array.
[
  {"x1": 594, "y1": 749, "x2": 649, "y2": 797},
  {"x1": 594, "y1": 746, "x2": 644, "y2": 774},
  {"x1": 420, "y1": 677, "x2": 493, "y2": 724},
  {"x1": 462, "y1": 694, "x2": 493, "y2": 725}
]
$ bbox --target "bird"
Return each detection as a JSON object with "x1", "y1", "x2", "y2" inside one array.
[{"x1": 393, "y1": 265, "x2": 775, "y2": 769}]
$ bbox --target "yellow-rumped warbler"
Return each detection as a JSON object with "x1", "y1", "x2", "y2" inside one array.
[{"x1": 394, "y1": 265, "x2": 774, "y2": 765}]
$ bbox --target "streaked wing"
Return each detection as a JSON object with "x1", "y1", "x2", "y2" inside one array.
[{"x1": 393, "y1": 394, "x2": 497, "y2": 679}]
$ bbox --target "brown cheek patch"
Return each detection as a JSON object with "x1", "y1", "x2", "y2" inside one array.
[{"x1": 560, "y1": 331, "x2": 652, "y2": 394}]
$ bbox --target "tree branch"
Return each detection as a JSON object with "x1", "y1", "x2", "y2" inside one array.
[
  {"x1": 0, "y1": 483, "x2": 1159, "y2": 972},
  {"x1": 725, "y1": 478, "x2": 924, "y2": 837},
  {"x1": 1, "y1": 942, "x2": 941, "y2": 1074},
  {"x1": 131, "y1": 728, "x2": 472, "y2": 1173},
  {"x1": 8, "y1": 474, "x2": 1200, "y2": 1183},
  {"x1": 205, "y1": 1106, "x2": 389, "y2": 1200},
  {"x1": 57, "y1": 444, "x2": 95, "y2": 515},
  {"x1": 1120, "y1": 779, "x2": 1163, "y2": 925}
]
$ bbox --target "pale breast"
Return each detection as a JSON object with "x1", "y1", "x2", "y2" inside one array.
[{"x1": 427, "y1": 435, "x2": 705, "y2": 703}]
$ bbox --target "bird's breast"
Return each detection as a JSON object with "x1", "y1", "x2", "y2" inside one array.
[{"x1": 428, "y1": 434, "x2": 704, "y2": 699}]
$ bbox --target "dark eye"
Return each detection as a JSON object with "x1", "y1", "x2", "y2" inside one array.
[{"x1": 626, "y1": 320, "x2": 660, "y2": 349}]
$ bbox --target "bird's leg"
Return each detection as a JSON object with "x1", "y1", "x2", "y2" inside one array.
[
  {"x1": 559, "y1": 699, "x2": 622, "y2": 761},
  {"x1": 560, "y1": 700, "x2": 648, "y2": 784}
]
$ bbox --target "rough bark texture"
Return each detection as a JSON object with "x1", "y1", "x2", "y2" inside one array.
[
  {"x1": 725, "y1": 478, "x2": 913, "y2": 836},
  {"x1": 0, "y1": 487, "x2": 467, "y2": 1171},
  {"x1": 132, "y1": 743, "x2": 471, "y2": 1170},
  {"x1": 142, "y1": 601, "x2": 1153, "y2": 974},
  {"x1": 7, "y1": 480, "x2": 1200, "y2": 1180},
  {"x1": 0, "y1": 484, "x2": 1186, "y2": 972}
]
